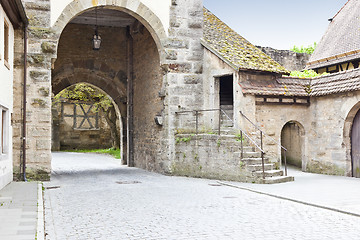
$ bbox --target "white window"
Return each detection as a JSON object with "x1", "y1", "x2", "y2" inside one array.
[{"x1": 0, "y1": 107, "x2": 9, "y2": 156}]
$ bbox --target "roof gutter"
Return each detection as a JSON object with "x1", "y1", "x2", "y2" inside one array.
[{"x1": 14, "y1": 0, "x2": 29, "y2": 26}]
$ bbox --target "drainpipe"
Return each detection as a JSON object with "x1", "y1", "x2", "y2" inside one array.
[
  {"x1": 22, "y1": 25, "x2": 27, "y2": 181},
  {"x1": 126, "y1": 26, "x2": 134, "y2": 167},
  {"x1": 14, "y1": 0, "x2": 29, "y2": 182}
]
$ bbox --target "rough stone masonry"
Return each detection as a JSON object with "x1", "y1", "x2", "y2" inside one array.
[{"x1": 13, "y1": 0, "x2": 205, "y2": 180}]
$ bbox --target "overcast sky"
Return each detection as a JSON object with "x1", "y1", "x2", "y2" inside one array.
[{"x1": 203, "y1": 0, "x2": 348, "y2": 50}]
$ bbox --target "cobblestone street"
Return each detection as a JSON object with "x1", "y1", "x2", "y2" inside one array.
[{"x1": 44, "y1": 153, "x2": 360, "y2": 240}]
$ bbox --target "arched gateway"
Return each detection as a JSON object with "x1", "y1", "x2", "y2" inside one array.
[
  {"x1": 344, "y1": 102, "x2": 360, "y2": 178},
  {"x1": 13, "y1": 0, "x2": 205, "y2": 179}
]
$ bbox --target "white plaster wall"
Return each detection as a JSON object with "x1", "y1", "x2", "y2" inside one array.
[
  {"x1": 202, "y1": 49, "x2": 236, "y2": 130},
  {"x1": 50, "y1": 0, "x2": 171, "y2": 33},
  {"x1": 0, "y1": 5, "x2": 14, "y2": 190}
]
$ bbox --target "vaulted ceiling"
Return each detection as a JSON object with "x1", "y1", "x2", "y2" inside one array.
[{"x1": 70, "y1": 8, "x2": 136, "y2": 28}]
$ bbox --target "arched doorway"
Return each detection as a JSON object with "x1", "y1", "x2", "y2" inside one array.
[
  {"x1": 343, "y1": 102, "x2": 360, "y2": 177},
  {"x1": 12, "y1": 0, "x2": 205, "y2": 180},
  {"x1": 52, "y1": 83, "x2": 122, "y2": 153},
  {"x1": 52, "y1": 6, "x2": 164, "y2": 170},
  {"x1": 281, "y1": 121, "x2": 305, "y2": 169},
  {"x1": 351, "y1": 109, "x2": 360, "y2": 177}
]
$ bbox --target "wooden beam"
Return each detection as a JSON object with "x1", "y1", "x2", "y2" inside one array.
[{"x1": 255, "y1": 95, "x2": 310, "y2": 106}]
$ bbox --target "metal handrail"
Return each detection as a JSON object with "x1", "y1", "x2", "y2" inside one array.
[
  {"x1": 176, "y1": 109, "x2": 222, "y2": 135},
  {"x1": 240, "y1": 111, "x2": 287, "y2": 151},
  {"x1": 239, "y1": 111, "x2": 288, "y2": 176},
  {"x1": 220, "y1": 109, "x2": 264, "y2": 154},
  {"x1": 175, "y1": 108, "x2": 267, "y2": 179}
]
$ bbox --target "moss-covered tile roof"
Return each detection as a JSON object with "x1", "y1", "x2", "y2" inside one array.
[
  {"x1": 203, "y1": 8, "x2": 289, "y2": 75},
  {"x1": 240, "y1": 76, "x2": 310, "y2": 96},
  {"x1": 241, "y1": 68, "x2": 360, "y2": 97}
]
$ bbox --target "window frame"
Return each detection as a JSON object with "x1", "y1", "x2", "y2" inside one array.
[
  {"x1": 0, "y1": 106, "x2": 9, "y2": 159},
  {"x1": 3, "y1": 18, "x2": 9, "y2": 69}
]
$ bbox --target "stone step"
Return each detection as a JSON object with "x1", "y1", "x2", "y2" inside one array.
[
  {"x1": 241, "y1": 158, "x2": 266, "y2": 165},
  {"x1": 246, "y1": 163, "x2": 273, "y2": 172},
  {"x1": 233, "y1": 149, "x2": 260, "y2": 158},
  {"x1": 221, "y1": 123, "x2": 234, "y2": 127},
  {"x1": 221, "y1": 119, "x2": 233, "y2": 123},
  {"x1": 261, "y1": 176, "x2": 295, "y2": 184},
  {"x1": 253, "y1": 169, "x2": 284, "y2": 178},
  {"x1": 220, "y1": 129, "x2": 236, "y2": 135},
  {"x1": 221, "y1": 114, "x2": 234, "y2": 120},
  {"x1": 240, "y1": 156, "x2": 269, "y2": 162},
  {"x1": 221, "y1": 105, "x2": 233, "y2": 110},
  {"x1": 242, "y1": 151, "x2": 262, "y2": 158}
]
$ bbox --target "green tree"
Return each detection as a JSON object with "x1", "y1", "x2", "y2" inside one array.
[
  {"x1": 290, "y1": 69, "x2": 328, "y2": 78},
  {"x1": 54, "y1": 83, "x2": 120, "y2": 149},
  {"x1": 290, "y1": 42, "x2": 317, "y2": 55}
]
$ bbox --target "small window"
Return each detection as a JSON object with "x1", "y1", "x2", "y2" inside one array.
[
  {"x1": 4, "y1": 19, "x2": 9, "y2": 68},
  {"x1": 1, "y1": 109, "x2": 8, "y2": 154}
]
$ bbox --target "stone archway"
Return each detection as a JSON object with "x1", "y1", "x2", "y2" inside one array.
[
  {"x1": 51, "y1": 1, "x2": 167, "y2": 58},
  {"x1": 13, "y1": 0, "x2": 204, "y2": 180},
  {"x1": 12, "y1": 0, "x2": 170, "y2": 180},
  {"x1": 52, "y1": 82, "x2": 123, "y2": 154},
  {"x1": 53, "y1": 6, "x2": 164, "y2": 169},
  {"x1": 281, "y1": 121, "x2": 305, "y2": 170},
  {"x1": 343, "y1": 102, "x2": 360, "y2": 177},
  {"x1": 52, "y1": 68, "x2": 127, "y2": 162}
]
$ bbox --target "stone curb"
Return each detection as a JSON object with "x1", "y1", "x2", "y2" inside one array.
[
  {"x1": 217, "y1": 181, "x2": 360, "y2": 218},
  {"x1": 37, "y1": 183, "x2": 45, "y2": 240}
]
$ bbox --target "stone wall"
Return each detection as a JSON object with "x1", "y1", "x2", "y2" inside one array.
[
  {"x1": 49, "y1": 0, "x2": 172, "y2": 31},
  {"x1": 257, "y1": 46, "x2": 310, "y2": 71},
  {"x1": 249, "y1": 91, "x2": 360, "y2": 177},
  {"x1": 172, "y1": 134, "x2": 252, "y2": 182},
  {"x1": 132, "y1": 27, "x2": 163, "y2": 171},
  {"x1": 163, "y1": 0, "x2": 205, "y2": 172},
  {"x1": 13, "y1": 0, "x2": 54, "y2": 180},
  {"x1": 14, "y1": 0, "x2": 214, "y2": 179},
  {"x1": 305, "y1": 94, "x2": 353, "y2": 176},
  {"x1": 201, "y1": 48, "x2": 237, "y2": 131}
]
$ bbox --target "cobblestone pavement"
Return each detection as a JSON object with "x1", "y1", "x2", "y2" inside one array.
[{"x1": 45, "y1": 152, "x2": 360, "y2": 240}]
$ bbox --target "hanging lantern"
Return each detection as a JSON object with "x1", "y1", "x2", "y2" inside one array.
[
  {"x1": 93, "y1": 28, "x2": 101, "y2": 50},
  {"x1": 92, "y1": 8, "x2": 101, "y2": 50}
]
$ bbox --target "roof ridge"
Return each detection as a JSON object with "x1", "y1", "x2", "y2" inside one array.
[{"x1": 332, "y1": 0, "x2": 350, "y2": 20}]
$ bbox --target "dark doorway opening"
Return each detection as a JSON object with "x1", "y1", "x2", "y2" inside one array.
[
  {"x1": 219, "y1": 75, "x2": 233, "y2": 126},
  {"x1": 219, "y1": 75, "x2": 234, "y2": 107},
  {"x1": 219, "y1": 75, "x2": 234, "y2": 126}
]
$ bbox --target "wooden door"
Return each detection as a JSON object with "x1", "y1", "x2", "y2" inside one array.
[{"x1": 351, "y1": 110, "x2": 360, "y2": 177}]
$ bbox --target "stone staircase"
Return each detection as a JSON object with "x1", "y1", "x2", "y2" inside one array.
[
  {"x1": 219, "y1": 114, "x2": 294, "y2": 184},
  {"x1": 233, "y1": 148, "x2": 294, "y2": 184}
]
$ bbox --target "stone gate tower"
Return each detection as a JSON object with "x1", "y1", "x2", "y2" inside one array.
[{"x1": 13, "y1": 0, "x2": 205, "y2": 179}]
